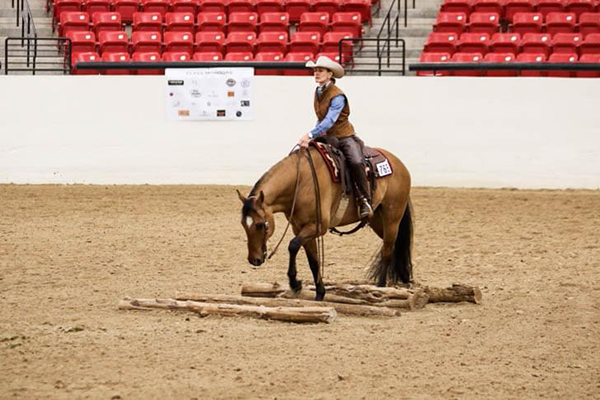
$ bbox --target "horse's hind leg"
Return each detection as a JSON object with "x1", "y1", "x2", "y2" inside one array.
[{"x1": 303, "y1": 239, "x2": 325, "y2": 301}]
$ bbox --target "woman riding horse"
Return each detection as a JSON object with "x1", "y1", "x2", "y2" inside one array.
[{"x1": 297, "y1": 56, "x2": 373, "y2": 220}]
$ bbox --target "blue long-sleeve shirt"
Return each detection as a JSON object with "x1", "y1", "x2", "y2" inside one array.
[{"x1": 309, "y1": 94, "x2": 346, "y2": 139}]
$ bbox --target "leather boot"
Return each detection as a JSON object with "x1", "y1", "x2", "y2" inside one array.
[{"x1": 350, "y1": 163, "x2": 373, "y2": 220}]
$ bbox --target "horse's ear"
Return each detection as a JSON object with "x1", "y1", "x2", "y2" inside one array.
[
  {"x1": 236, "y1": 189, "x2": 246, "y2": 204},
  {"x1": 258, "y1": 191, "x2": 265, "y2": 205}
]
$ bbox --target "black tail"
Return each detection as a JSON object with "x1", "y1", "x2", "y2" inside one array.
[
  {"x1": 367, "y1": 199, "x2": 414, "y2": 285},
  {"x1": 389, "y1": 199, "x2": 413, "y2": 284}
]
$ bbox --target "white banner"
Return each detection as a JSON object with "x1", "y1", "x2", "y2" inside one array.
[{"x1": 165, "y1": 67, "x2": 255, "y2": 121}]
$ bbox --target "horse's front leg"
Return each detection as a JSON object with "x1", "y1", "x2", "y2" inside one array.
[
  {"x1": 287, "y1": 223, "x2": 319, "y2": 295},
  {"x1": 303, "y1": 239, "x2": 325, "y2": 301}
]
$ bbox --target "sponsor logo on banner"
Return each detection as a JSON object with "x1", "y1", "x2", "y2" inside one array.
[
  {"x1": 240, "y1": 78, "x2": 251, "y2": 88},
  {"x1": 236, "y1": 111, "x2": 242, "y2": 117},
  {"x1": 178, "y1": 110, "x2": 190, "y2": 117},
  {"x1": 227, "y1": 91, "x2": 235, "y2": 97},
  {"x1": 241, "y1": 100, "x2": 250, "y2": 107},
  {"x1": 226, "y1": 78, "x2": 236, "y2": 87},
  {"x1": 190, "y1": 89, "x2": 202, "y2": 98},
  {"x1": 168, "y1": 80, "x2": 184, "y2": 86},
  {"x1": 217, "y1": 110, "x2": 226, "y2": 117}
]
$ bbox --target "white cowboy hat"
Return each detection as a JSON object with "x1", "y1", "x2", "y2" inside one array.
[{"x1": 305, "y1": 56, "x2": 345, "y2": 79}]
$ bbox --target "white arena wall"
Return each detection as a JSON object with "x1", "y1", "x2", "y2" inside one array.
[{"x1": 0, "y1": 75, "x2": 599, "y2": 189}]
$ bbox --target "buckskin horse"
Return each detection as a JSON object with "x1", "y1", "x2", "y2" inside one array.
[{"x1": 237, "y1": 141, "x2": 413, "y2": 301}]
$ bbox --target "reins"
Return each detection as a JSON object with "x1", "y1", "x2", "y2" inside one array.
[
  {"x1": 267, "y1": 148, "x2": 302, "y2": 260},
  {"x1": 305, "y1": 148, "x2": 325, "y2": 279}
]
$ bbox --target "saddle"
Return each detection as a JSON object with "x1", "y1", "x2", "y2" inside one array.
[{"x1": 310, "y1": 137, "x2": 394, "y2": 196}]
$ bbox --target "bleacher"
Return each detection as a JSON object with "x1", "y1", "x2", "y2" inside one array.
[
  {"x1": 48, "y1": 0, "x2": 376, "y2": 74},
  {"x1": 418, "y1": 0, "x2": 600, "y2": 76}
]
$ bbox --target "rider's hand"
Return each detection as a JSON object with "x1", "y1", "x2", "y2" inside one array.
[{"x1": 298, "y1": 133, "x2": 311, "y2": 148}]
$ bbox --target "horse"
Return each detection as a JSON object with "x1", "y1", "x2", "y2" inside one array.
[{"x1": 237, "y1": 143, "x2": 413, "y2": 301}]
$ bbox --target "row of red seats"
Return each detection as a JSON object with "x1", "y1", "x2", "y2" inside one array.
[
  {"x1": 52, "y1": 0, "x2": 373, "y2": 25},
  {"x1": 441, "y1": 0, "x2": 600, "y2": 19},
  {"x1": 435, "y1": 11, "x2": 600, "y2": 34},
  {"x1": 71, "y1": 50, "x2": 340, "y2": 74},
  {"x1": 419, "y1": 51, "x2": 600, "y2": 76},
  {"x1": 67, "y1": 30, "x2": 354, "y2": 55},
  {"x1": 424, "y1": 32, "x2": 600, "y2": 55},
  {"x1": 58, "y1": 11, "x2": 362, "y2": 36}
]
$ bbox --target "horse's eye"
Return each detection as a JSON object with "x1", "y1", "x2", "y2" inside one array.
[{"x1": 255, "y1": 223, "x2": 265, "y2": 230}]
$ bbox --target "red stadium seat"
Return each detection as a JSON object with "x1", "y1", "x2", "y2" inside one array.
[
  {"x1": 417, "y1": 52, "x2": 452, "y2": 76},
  {"x1": 140, "y1": 0, "x2": 170, "y2": 16},
  {"x1": 102, "y1": 52, "x2": 131, "y2": 75},
  {"x1": 484, "y1": 52, "x2": 518, "y2": 76},
  {"x1": 259, "y1": 12, "x2": 290, "y2": 33},
  {"x1": 579, "y1": 33, "x2": 600, "y2": 54},
  {"x1": 284, "y1": 52, "x2": 313, "y2": 75},
  {"x1": 577, "y1": 54, "x2": 600, "y2": 77},
  {"x1": 313, "y1": 0, "x2": 340, "y2": 18},
  {"x1": 286, "y1": 0, "x2": 313, "y2": 24},
  {"x1": 536, "y1": 0, "x2": 565, "y2": 18},
  {"x1": 579, "y1": 13, "x2": 600, "y2": 36},
  {"x1": 164, "y1": 31, "x2": 195, "y2": 54},
  {"x1": 512, "y1": 12, "x2": 543, "y2": 35},
  {"x1": 457, "y1": 32, "x2": 491, "y2": 54},
  {"x1": 132, "y1": 31, "x2": 162, "y2": 53},
  {"x1": 200, "y1": 0, "x2": 227, "y2": 13},
  {"x1": 521, "y1": 33, "x2": 552, "y2": 56},
  {"x1": 545, "y1": 12, "x2": 576, "y2": 35},
  {"x1": 516, "y1": 53, "x2": 546, "y2": 76},
  {"x1": 322, "y1": 31, "x2": 354, "y2": 54},
  {"x1": 84, "y1": 0, "x2": 111, "y2": 16},
  {"x1": 162, "y1": 51, "x2": 192, "y2": 61},
  {"x1": 66, "y1": 31, "x2": 97, "y2": 55},
  {"x1": 225, "y1": 51, "x2": 254, "y2": 60},
  {"x1": 92, "y1": 12, "x2": 122, "y2": 35},
  {"x1": 289, "y1": 31, "x2": 321, "y2": 55},
  {"x1": 450, "y1": 52, "x2": 484, "y2": 76},
  {"x1": 113, "y1": 0, "x2": 140, "y2": 24},
  {"x1": 343, "y1": 0, "x2": 372, "y2": 26},
  {"x1": 566, "y1": 0, "x2": 595, "y2": 18},
  {"x1": 472, "y1": 0, "x2": 502, "y2": 17},
  {"x1": 424, "y1": 32, "x2": 459, "y2": 54},
  {"x1": 53, "y1": 0, "x2": 82, "y2": 31},
  {"x1": 132, "y1": 12, "x2": 163, "y2": 32},
  {"x1": 547, "y1": 52, "x2": 577, "y2": 77},
  {"x1": 298, "y1": 12, "x2": 330, "y2": 37},
  {"x1": 195, "y1": 31, "x2": 226, "y2": 53},
  {"x1": 441, "y1": 0, "x2": 473, "y2": 15},
  {"x1": 228, "y1": 12, "x2": 259, "y2": 33},
  {"x1": 225, "y1": 32, "x2": 257, "y2": 53},
  {"x1": 192, "y1": 51, "x2": 224, "y2": 60},
  {"x1": 255, "y1": 52, "x2": 284, "y2": 75},
  {"x1": 434, "y1": 12, "x2": 468, "y2": 34},
  {"x1": 229, "y1": 0, "x2": 256, "y2": 13},
  {"x1": 331, "y1": 12, "x2": 362, "y2": 38},
  {"x1": 71, "y1": 51, "x2": 100, "y2": 74},
  {"x1": 256, "y1": 0, "x2": 285, "y2": 16},
  {"x1": 98, "y1": 31, "x2": 129, "y2": 55},
  {"x1": 59, "y1": 12, "x2": 90, "y2": 36},
  {"x1": 165, "y1": 12, "x2": 196, "y2": 33},
  {"x1": 552, "y1": 33, "x2": 583, "y2": 54},
  {"x1": 489, "y1": 32, "x2": 521, "y2": 54},
  {"x1": 197, "y1": 12, "x2": 227, "y2": 32},
  {"x1": 256, "y1": 31, "x2": 288, "y2": 53},
  {"x1": 171, "y1": 0, "x2": 201, "y2": 14},
  {"x1": 503, "y1": 0, "x2": 534, "y2": 21},
  {"x1": 468, "y1": 12, "x2": 500, "y2": 35},
  {"x1": 132, "y1": 51, "x2": 163, "y2": 75}
]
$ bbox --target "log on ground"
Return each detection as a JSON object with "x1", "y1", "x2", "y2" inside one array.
[
  {"x1": 423, "y1": 284, "x2": 483, "y2": 304},
  {"x1": 176, "y1": 293, "x2": 401, "y2": 317},
  {"x1": 118, "y1": 298, "x2": 337, "y2": 324}
]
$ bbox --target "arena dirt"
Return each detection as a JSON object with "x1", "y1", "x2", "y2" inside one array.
[{"x1": 0, "y1": 185, "x2": 599, "y2": 399}]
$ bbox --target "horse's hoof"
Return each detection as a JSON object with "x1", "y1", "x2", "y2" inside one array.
[
  {"x1": 315, "y1": 292, "x2": 325, "y2": 302},
  {"x1": 290, "y1": 280, "x2": 302, "y2": 293}
]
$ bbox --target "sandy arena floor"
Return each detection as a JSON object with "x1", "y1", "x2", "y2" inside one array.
[{"x1": 0, "y1": 185, "x2": 599, "y2": 399}]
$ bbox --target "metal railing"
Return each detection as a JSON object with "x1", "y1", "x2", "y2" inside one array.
[
  {"x1": 11, "y1": 0, "x2": 37, "y2": 41},
  {"x1": 4, "y1": 37, "x2": 72, "y2": 75},
  {"x1": 339, "y1": 37, "x2": 406, "y2": 75}
]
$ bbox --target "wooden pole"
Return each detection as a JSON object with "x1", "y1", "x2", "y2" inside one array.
[
  {"x1": 118, "y1": 298, "x2": 337, "y2": 324},
  {"x1": 423, "y1": 284, "x2": 483, "y2": 304},
  {"x1": 176, "y1": 293, "x2": 401, "y2": 317},
  {"x1": 241, "y1": 282, "x2": 428, "y2": 310}
]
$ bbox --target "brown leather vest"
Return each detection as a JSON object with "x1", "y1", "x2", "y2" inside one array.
[{"x1": 313, "y1": 82, "x2": 355, "y2": 138}]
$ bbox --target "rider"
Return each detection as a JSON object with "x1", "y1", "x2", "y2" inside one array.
[{"x1": 297, "y1": 56, "x2": 373, "y2": 220}]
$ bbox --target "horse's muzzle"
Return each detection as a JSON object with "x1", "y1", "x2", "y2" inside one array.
[{"x1": 248, "y1": 258, "x2": 263, "y2": 267}]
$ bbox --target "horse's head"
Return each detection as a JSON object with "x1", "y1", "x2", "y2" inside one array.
[{"x1": 237, "y1": 190, "x2": 275, "y2": 267}]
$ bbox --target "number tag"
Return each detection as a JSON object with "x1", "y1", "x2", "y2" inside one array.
[{"x1": 376, "y1": 160, "x2": 392, "y2": 177}]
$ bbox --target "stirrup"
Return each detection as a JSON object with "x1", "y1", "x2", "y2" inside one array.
[{"x1": 359, "y1": 200, "x2": 373, "y2": 220}]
